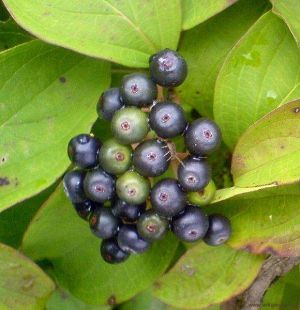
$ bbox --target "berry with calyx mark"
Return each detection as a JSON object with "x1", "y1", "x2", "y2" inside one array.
[
  {"x1": 84, "y1": 168, "x2": 115, "y2": 203},
  {"x1": 137, "y1": 210, "x2": 169, "y2": 241},
  {"x1": 89, "y1": 207, "x2": 120, "y2": 239},
  {"x1": 111, "y1": 107, "x2": 149, "y2": 144},
  {"x1": 116, "y1": 171, "x2": 150, "y2": 205},
  {"x1": 121, "y1": 73, "x2": 157, "y2": 107},
  {"x1": 187, "y1": 180, "x2": 216, "y2": 206},
  {"x1": 99, "y1": 138, "x2": 132, "y2": 175},
  {"x1": 111, "y1": 198, "x2": 146, "y2": 223},
  {"x1": 149, "y1": 49, "x2": 187, "y2": 87},
  {"x1": 171, "y1": 205, "x2": 209, "y2": 242},
  {"x1": 63, "y1": 170, "x2": 86, "y2": 203},
  {"x1": 67, "y1": 134, "x2": 101, "y2": 169},
  {"x1": 150, "y1": 178, "x2": 186, "y2": 218},
  {"x1": 184, "y1": 118, "x2": 221, "y2": 156},
  {"x1": 133, "y1": 139, "x2": 170, "y2": 177},
  {"x1": 149, "y1": 101, "x2": 187, "y2": 138},
  {"x1": 178, "y1": 156, "x2": 211, "y2": 192},
  {"x1": 97, "y1": 88, "x2": 124, "y2": 121},
  {"x1": 204, "y1": 214, "x2": 231, "y2": 246},
  {"x1": 117, "y1": 224, "x2": 151, "y2": 254},
  {"x1": 100, "y1": 238, "x2": 130, "y2": 264}
]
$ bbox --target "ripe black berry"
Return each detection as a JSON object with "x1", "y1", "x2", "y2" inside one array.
[
  {"x1": 149, "y1": 101, "x2": 187, "y2": 138},
  {"x1": 84, "y1": 168, "x2": 115, "y2": 203},
  {"x1": 149, "y1": 49, "x2": 187, "y2": 87},
  {"x1": 120, "y1": 73, "x2": 157, "y2": 107},
  {"x1": 72, "y1": 200, "x2": 99, "y2": 221},
  {"x1": 99, "y1": 138, "x2": 132, "y2": 175},
  {"x1": 133, "y1": 139, "x2": 170, "y2": 177},
  {"x1": 67, "y1": 134, "x2": 101, "y2": 169},
  {"x1": 204, "y1": 214, "x2": 231, "y2": 246},
  {"x1": 171, "y1": 205, "x2": 209, "y2": 242},
  {"x1": 111, "y1": 198, "x2": 146, "y2": 223},
  {"x1": 63, "y1": 170, "x2": 86, "y2": 203},
  {"x1": 187, "y1": 180, "x2": 216, "y2": 206},
  {"x1": 97, "y1": 88, "x2": 124, "y2": 121},
  {"x1": 117, "y1": 224, "x2": 151, "y2": 254},
  {"x1": 111, "y1": 107, "x2": 149, "y2": 144},
  {"x1": 89, "y1": 207, "x2": 120, "y2": 239},
  {"x1": 150, "y1": 178, "x2": 186, "y2": 218},
  {"x1": 177, "y1": 156, "x2": 211, "y2": 192},
  {"x1": 100, "y1": 238, "x2": 130, "y2": 264},
  {"x1": 137, "y1": 210, "x2": 169, "y2": 241},
  {"x1": 184, "y1": 118, "x2": 221, "y2": 156},
  {"x1": 116, "y1": 171, "x2": 150, "y2": 204}
]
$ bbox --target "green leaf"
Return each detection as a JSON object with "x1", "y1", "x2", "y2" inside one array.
[
  {"x1": 214, "y1": 12, "x2": 300, "y2": 149},
  {"x1": 181, "y1": 0, "x2": 239, "y2": 30},
  {"x1": 0, "y1": 40, "x2": 110, "y2": 212},
  {"x1": 208, "y1": 184, "x2": 300, "y2": 256},
  {"x1": 231, "y1": 100, "x2": 300, "y2": 187},
  {"x1": 22, "y1": 186, "x2": 178, "y2": 306},
  {"x1": 153, "y1": 243, "x2": 264, "y2": 309},
  {"x1": 3, "y1": 0, "x2": 181, "y2": 68},
  {"x1": 271, "y1": 0, "x2": 300, "y2": 46},
  {"x1": 0, "y1": 243, "x2": 55, "y2": 309},
  {"x1": 178, "y1": 0, "x2": 269, "y2": 118}
]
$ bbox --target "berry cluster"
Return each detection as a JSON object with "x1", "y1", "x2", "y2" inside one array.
[{"x1": 63, "y1": 49, "x2": 231, "y2": 264}]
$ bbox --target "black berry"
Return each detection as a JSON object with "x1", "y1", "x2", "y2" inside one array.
[
  {"x1": 120, "y1": 73, "x2": 157, "y2": 107},
  {"x1": 184, "y1": 118, "x2": 221, "y2": 156},
  {"x1": 100, "y1": 238, "x2": 130, "y2": 264},
  {"x1": 99, "y1": 138, "x2": 132, "y2": 175},
  {"x1": 117, "y1": 224, "x2": 151, "y2": 254},
  {"x1": 133, "y1": 139, "x2": 170, "y2": 177},
  {"x1": 116, "y1": 171, "x2": 150, "y2": 204},
  {"x1": 149, "y1": 101, "x2": 187, "y2": 138},
  {"x1": 137, "y1": 210, "x2": 169, "y2": 241},
  {"x1": 187, "y1": 180, "x2": 216, "y2": 206},
  {"x1": 72, "y1": 200, "x2": 99, "y2": 221},
  {"x1": 89, "y1": 207, "x2": 120, "y2": 239},
  {"x1": 204, "y1": 214, "x2": 231, "y2": 246},
  {"x1": 111, "y1": 198, "x2": 146, "y2": 223},
  {"x1": 151, "y1": 178, "x2": 186, "y2": 218},
  {"x1": 149, "y1": 49, "x2": 187, "y2": 87},
  {"x1": 67, "y1": 134, "x2": 101, "y2": 169},
  {"x1": 111, "y1": 107, "x2": 149, "y2": 144},
  {"x1": 177, "y1": 156, "x2": 211, "y2": 192},
  {"x1": 97, "y1": 88, "x2": 124, "y2": 121},
  {"x1": 171, "y1": 205, "x2": 209, "y2": 242},
  {"x1": 63, "y1": 170, "x2": 86, "y2": 203},
  {"x1": 84, "y1": 168, "x2": 115, "y2": 203}
]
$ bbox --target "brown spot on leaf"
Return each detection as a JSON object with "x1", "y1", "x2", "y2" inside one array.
[
  {"x1": 280, "y1": 144, "x2": 285, "y2": 149},
  {"x1": 293, "y1": 107, "x2": 300, "y2": 113},
  {"x1": 195, "y1": 91, "x2": 200, "y2": 95},
  {"x1": 0, "y1": 177, "x2": 9, "y2": 186},
  {"x1": 153, "y1": 281, "x2": 161, "y2": 289},
  {"x1": 107, "y1": 295, "x2": 117, "y2": 305},
  {"x1": 59, "y1": 76, "x2": 67, "y2": 83},
  {"x1": 181, "y1": 264, "x2": 196, "y2": 276},
  {"x1": 264, "y1": 246, "x2": 279, "y2": 256}
]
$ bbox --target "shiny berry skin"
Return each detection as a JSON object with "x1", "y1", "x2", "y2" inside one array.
[
  {"x1": 204, "y1": 214, "x2": 232, "y2": 246},
  {"x1": 116, "y1": 171, "x2": 150, "y2": 205},
  {"x1": 111, "y1": 107, "x2": 149, "y2": 144},
  {"x1": 137, "y1": 210, "x2": 169, "y2": 241},
  {"x1": 149, "y1": 101, "x2": 187, "y2": 138},
  {"x1": 72, "y1": 200, "x2": 99, "y2": 221},
  {"x1": 171, "y1": 205, "x2": 209, "y2": 242},
  {"x1": 133, "y1": 139, "x2": 170, "y2": 177},
  {"x1": 89, "y1": 207, "x2": 120, "y2": 239},
  {"x1": 120, "y1": 73, "x2": 157, "y2": 107},
  {"x1": 83, "y1": 168, "x2": 115, "y2": 203},
  {"x1": 97, "y1": 88, "x2": 124, "y2": 121},
  {"x1": 151, "y1": 178, "x2": 186, "y2": 218},
  {"x1": 67, "y1": 134, "x2": 101, "y2": 169},
  {"x1": 63, "y1": 170, "x2": 86, "y2": 203},
  {"x1": 187, "y1": 180, "x2": 216, "y2": 207},
  {"x1": 177, "y1": 156, "x2": 211, "y2": 192},
  {"x1": 99, "y1": 138, "x2": 132, "y2": 175},
  {"x1": 111, "y1": 198, "x2": 146, "y2": 223},
  {"x1": 149, "y1": 49, "x2": 187, "y2": 87},
  {"x1": 184, "y1": 118, "x2": 221, "y2": 156},
  {"x1": 100, "y1": 238, "x2": 130, "y2": 264},
  {"x1": 117, "y1": 224, "x2": 151, "y2": 254}
]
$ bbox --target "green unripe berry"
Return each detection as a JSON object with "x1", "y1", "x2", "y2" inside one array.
[
  {"x1": 99, "y1": 138, "x2": 132, "y2": 175},
  {"x1": 187, "y1": 180, "x2": 216, "y2": 206},
  {"x1": 111, "y1": 107, "x2": 149, "y2": 144},
  {"x1": 116, "y1": 171, "x2": 150, "y2": 204}
]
